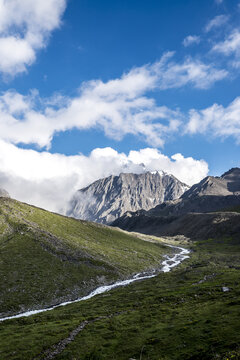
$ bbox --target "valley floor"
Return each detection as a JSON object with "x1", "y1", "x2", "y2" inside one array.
[
  {"x1": 1, "y1": 236, "x2": 240, "y2": 359},
  {"x1": 0, "y1": 244, "x2": 189, "y2": 322}
]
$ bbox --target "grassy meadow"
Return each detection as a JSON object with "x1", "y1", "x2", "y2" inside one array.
[
  {"x1": 0, "y1": 236, "x2": 240, "y2": 359},
  {"x1": 0, "y1": 197, "x2": 169, "y2": 317}
]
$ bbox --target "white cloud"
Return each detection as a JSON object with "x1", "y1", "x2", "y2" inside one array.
[
  {"x1": 212, "y1": 30, "x2": 240, "y2": 56},
  {"x1": 0, "y1": 140, "x2": 208, "y2": 213},
  {"x1": 0, "y1": 37, "x2": 36, "y2": 75},
  {"x1": 154, "y1": 52, "x2": 228, "y2": 90},
  {"x1": 0, "y1": 0, "x2": 66, "y2": 76},
  {"x1": 215, "y1": 0, "x2": 224, "y2": 5},
  {"x1": 127, "y1": 149, "x2": 209, "y2": 186},
  {"x1": 0, "y1": 54, "x2": 227, "y2": 148},
  {"x1": 0, "y1": 90, "x2": 181, "y2": 149},
  {"x1": 183, "y1": 35, "x2": 201, "y2": 47},
  {"x1": 205, "y1": 15, "x2": 229, "y2": 33},
  {"x1": 186, "y1": 96, "x2": 240, "y2": 143}
]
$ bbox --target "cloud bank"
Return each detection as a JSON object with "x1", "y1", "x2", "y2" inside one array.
[
  {"x1": 0, "y1": 140, "x2": 208, "y2": 213},
  {"x1": 0, "y1": 53, "x2": 228, "y2": 149}
]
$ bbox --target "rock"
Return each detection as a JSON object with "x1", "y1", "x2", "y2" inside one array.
[
  {"x1": 112, "y1": 168, "x2": 240, "y2": 238},
  {"x1": 222, "y1": 287, "x2": 230, "y2": 292},
  {"x1": 67, "y1": 171, "x2": 189, "y2": 224}
]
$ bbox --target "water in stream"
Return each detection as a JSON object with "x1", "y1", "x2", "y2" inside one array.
[{"x1": 0, "y1": 245, "x2": 190, "y2": 322}]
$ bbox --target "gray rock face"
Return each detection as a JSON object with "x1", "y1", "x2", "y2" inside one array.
[
  {"x1": 147, "y1": 167, "x2": 240, "y2": 217},
  {"x1": 112, "y1": 168, "x2": 240, "y2": 239},
  {"x1": 0, "y1": 188, "x2": 10, "y2": 198},
  {"x1": 181, "y1": 167, "x2": 240, "y2": 199},
  {"x1": 67, "y1": 171, "x2": 189, "y2": 224}
]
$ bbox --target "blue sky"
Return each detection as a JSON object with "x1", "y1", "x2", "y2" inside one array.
[{"x1": 0, "y1": 0, "x2": 239, "y2": 211}]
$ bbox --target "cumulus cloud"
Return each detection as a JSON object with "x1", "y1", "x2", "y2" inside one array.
[
  {"x1": 0, "y1": 140, "x2": 208, "y2": 213},
  {"x1": 0, "y1": 53, "x2": 228, "y2": 148},
  {"x1": 0, "y1": 0, "x2": 66, "y2": 76},
  {"x1": 186, "y1": 96, "x2": 240, "y2": 143},
  {"x1": 183, "y1": 35, "x2": 201, "y2": 47},
  {"x1": 205, "y1": 15, "x2": 229, "y2": 33},
  {"x1": 127, "y1": 149, "x2": 209, "y2": 186}
]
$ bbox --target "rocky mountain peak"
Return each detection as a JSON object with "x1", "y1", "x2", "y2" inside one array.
[
  {"x1": 67, "y1": 171, "x2": 189, "y2": 224},
  {"x1": 112, "y1": 167, "x2": 240, "y2": 236},
  {"x1": 221, "y1": 167, "x2": 240, "y2": 180},
  {"x1": 182, "y1": 168, "x2": 240, "y2": 200}
]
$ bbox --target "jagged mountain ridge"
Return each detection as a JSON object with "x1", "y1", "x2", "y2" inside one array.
[
  {"x1": 67, "y1": 171, "x2": 189, "y2": 224},
  {"x1": 181, "y1": 167, "x2": 240, "y2": 199},
  {"x1": 146, "y1": 167, "x2": 240, "y2": 217},
  {"x1": 112, "y1": 168, "x2": 240, "y2": 238}
]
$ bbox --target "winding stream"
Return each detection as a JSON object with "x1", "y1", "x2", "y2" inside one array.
[{"x1": 0, "y1": 244, "x2": 190, "y2": 322}]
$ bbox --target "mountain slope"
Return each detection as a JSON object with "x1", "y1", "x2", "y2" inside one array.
[
  {"x1": 1, "y1": 237, "x2": 240, "y2": 360},
  {"x1": 113, "y1": 211, "x2": 240, "y2": 239},
  {"x1": 181, "y1": 167, "x2": 240, "y2": 199},
  {"x1": 148, "y1": 167, "x2": 240, "y2": 217},
  {"x1": 67, "y1": 171, "x2": 189, "y2": 224},
  {"x1": 0, "y1": 197, "x2": 168, "y2": 318},
  {"x1": 113, "y1": 168, "x2": 240, "y2": 238},
  {"x1": 0, "y1": 188, "x2": 9, "y2": 198}
]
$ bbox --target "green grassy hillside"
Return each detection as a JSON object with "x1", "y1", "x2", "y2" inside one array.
[
  {"x1": 0, "y1": 198, "x2": 169, "y2": 317},
  {"x1": 0, "y1": 237, "x2": 240, "y2": 359}
]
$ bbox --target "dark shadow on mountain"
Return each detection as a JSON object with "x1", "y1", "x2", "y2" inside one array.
[
  {"x1": 112, "y1": 211, "x2": 240, "y2": 241},
  {"x1": 148, "y1": 195, "x2": 240, "y2": 217}
]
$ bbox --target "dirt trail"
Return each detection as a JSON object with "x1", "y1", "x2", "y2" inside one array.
[{"x1": 33, "y1": 312, "x2": 128, "y2": 360}]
